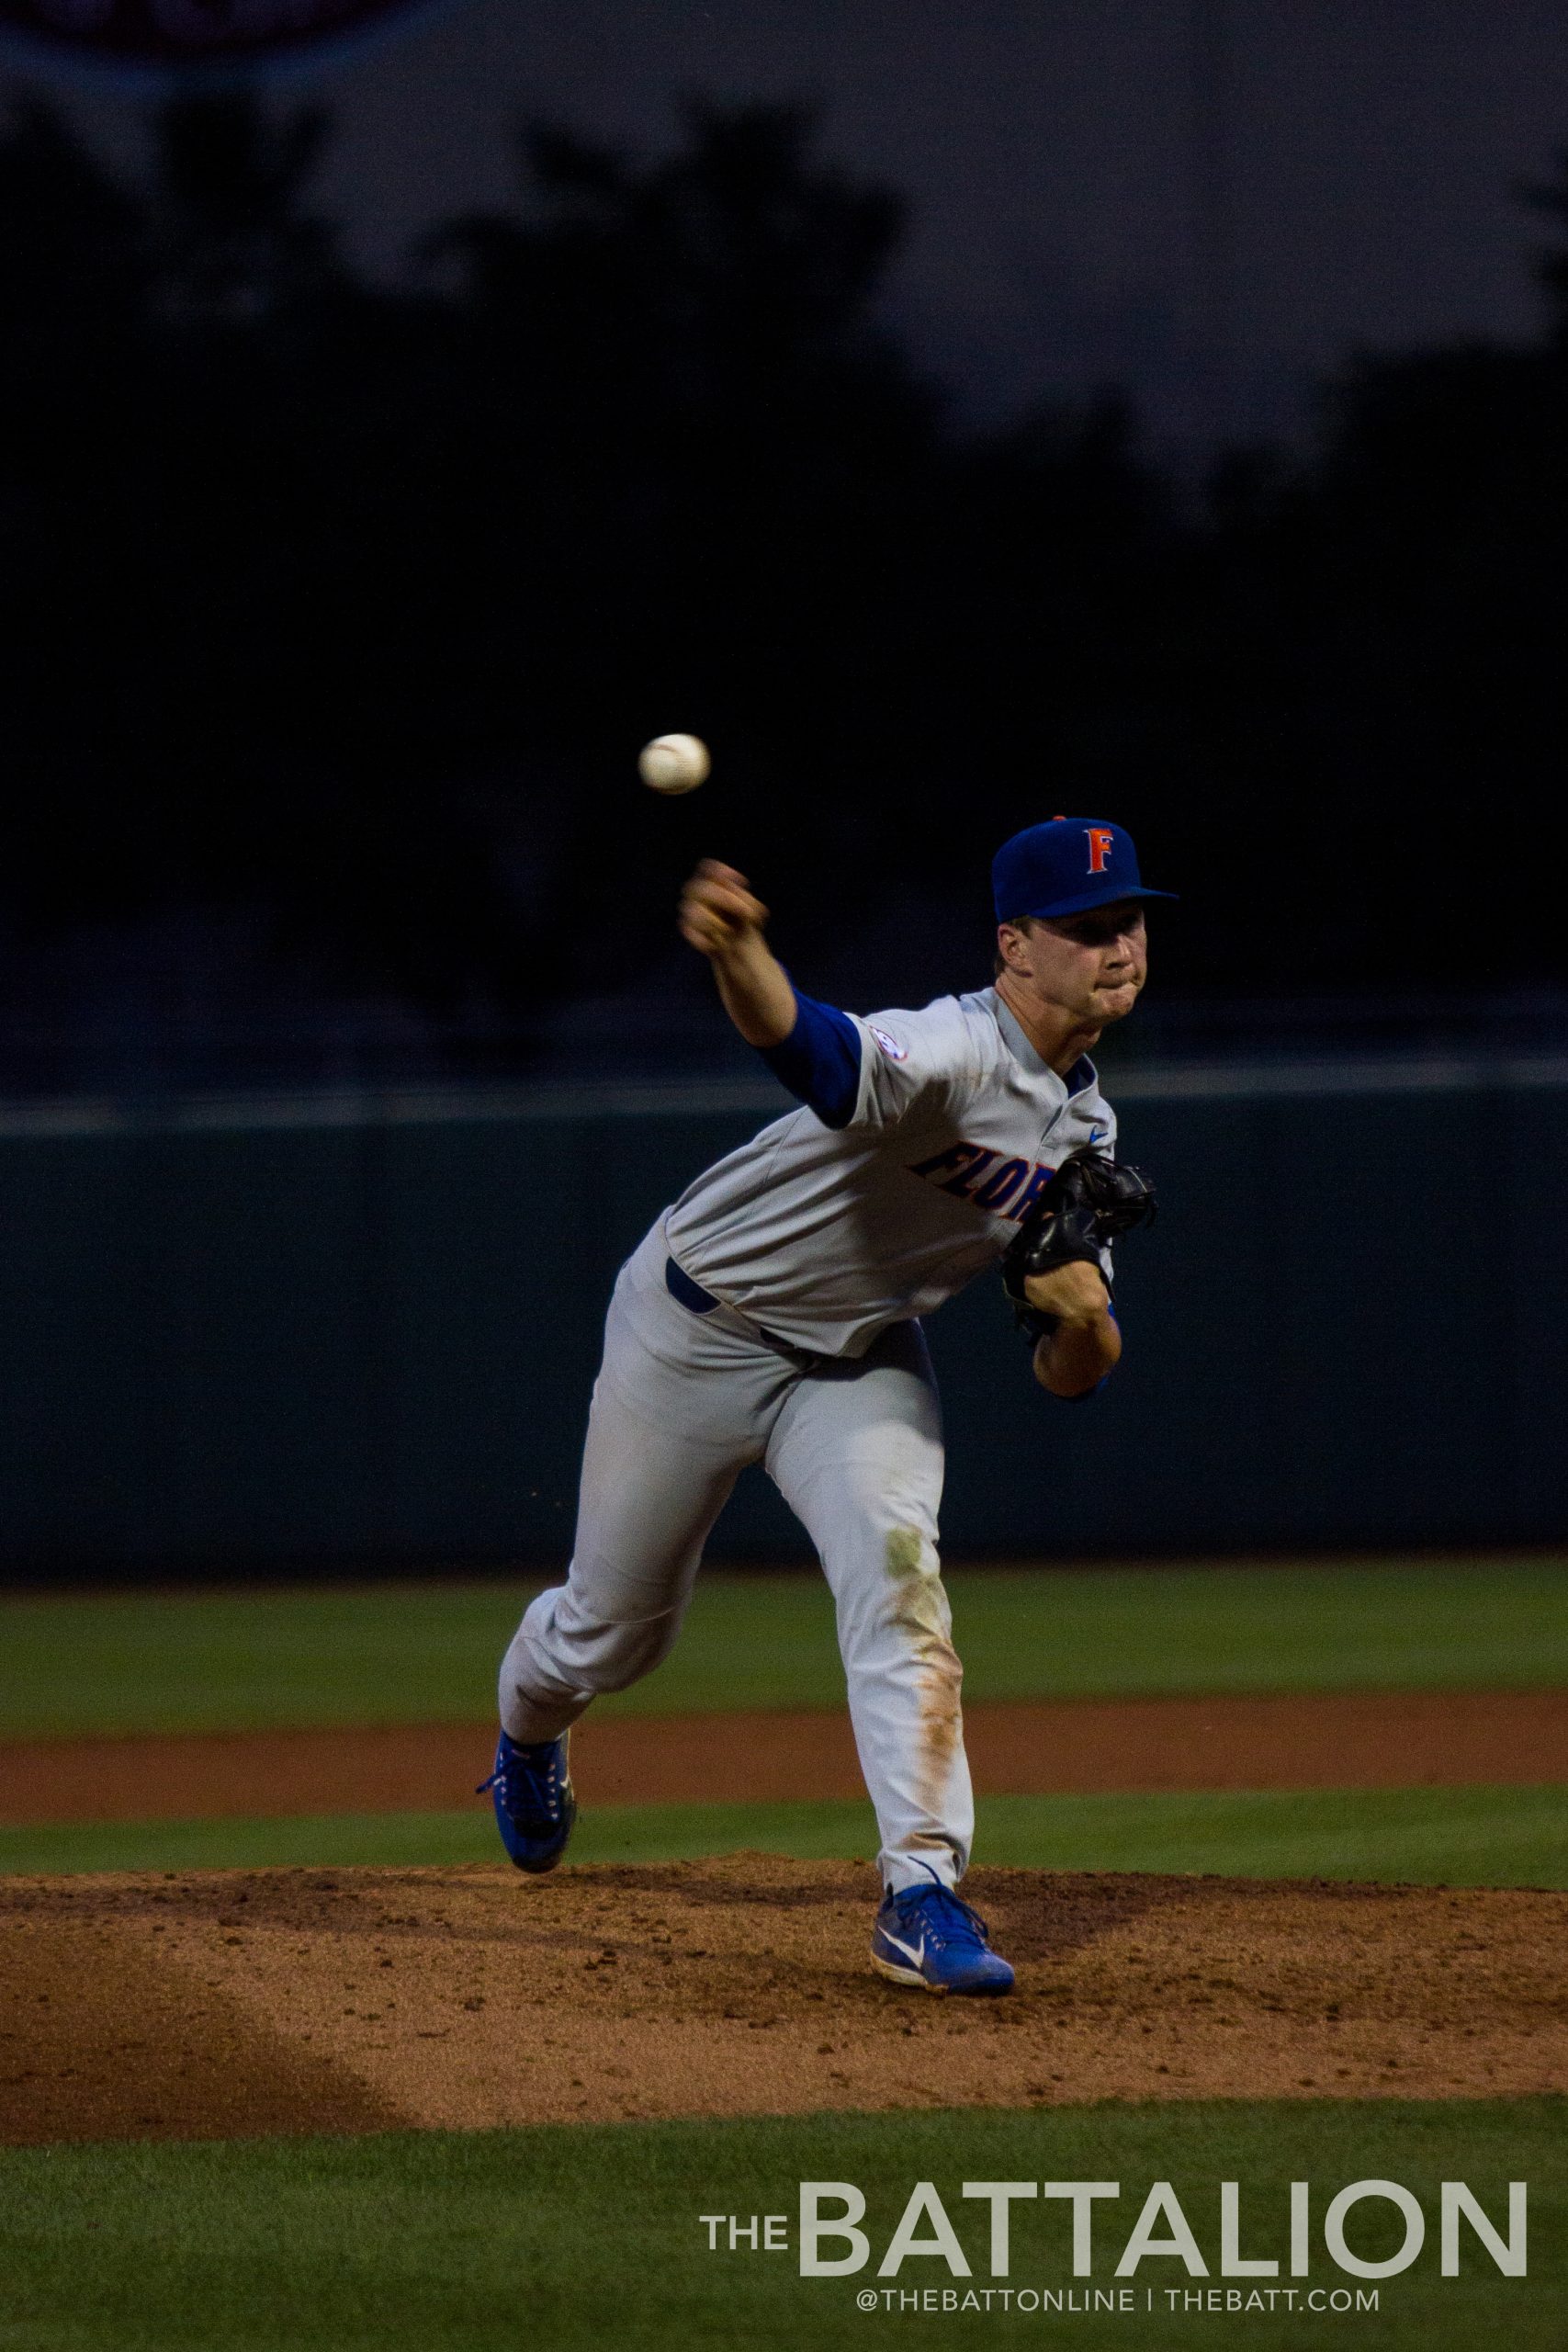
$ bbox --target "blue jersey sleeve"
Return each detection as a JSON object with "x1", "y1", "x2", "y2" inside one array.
[{"x1": 758, "y1": 990, "x2": 863, "y2": 1129}]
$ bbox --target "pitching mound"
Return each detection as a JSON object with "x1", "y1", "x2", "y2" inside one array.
[{"x1": 5, "y1": 1859, "x2": 1565, "y2": 2145}]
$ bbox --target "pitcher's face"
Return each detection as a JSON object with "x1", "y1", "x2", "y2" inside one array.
[{"x1": 998, "y1": 901, "x2": 1148, "y2": 1033}]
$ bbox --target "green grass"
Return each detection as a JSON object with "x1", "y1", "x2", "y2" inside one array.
[
  {"x1": 0, "y1": 2099, "x2": 1561, "y2": 2349},
  {"x1": 6, "y1": 1782, "x2": 1563, "y2": 1887},
  {"x1": 4, "y1": 1557, "x2": 1566, "y2": 1739}
]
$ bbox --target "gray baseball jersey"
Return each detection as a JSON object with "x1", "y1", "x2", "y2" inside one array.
[
  {"x1": 499, "y1": 980, "x2": 1119, "y2": 1894},
  {"x1": 662, "y1": 986, "x2": 1117, "y2": 1355}
]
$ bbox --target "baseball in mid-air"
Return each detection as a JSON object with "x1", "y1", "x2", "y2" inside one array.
[{"x1": 637, "y1": 732, "x2": 710, "y2": 795}]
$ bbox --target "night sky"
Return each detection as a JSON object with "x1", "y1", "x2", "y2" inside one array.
[
  {"x1": 12, "y1": 0, "x2": 1568, "y2": 454},
  {"x1": 1, "y1": 0, "x2": 1565, "y2": 1077},
  {"x1": 20, "y1": 0, "x2": 1568, "y2": 455}
]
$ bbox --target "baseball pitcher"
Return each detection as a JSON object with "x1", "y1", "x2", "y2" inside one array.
[{"x1": 484, "y1": 818, "x2": 1170, "y2": 1994}]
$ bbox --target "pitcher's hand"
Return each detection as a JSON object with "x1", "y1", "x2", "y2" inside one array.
[{"x1": 678, "y1": 860, "x2": 769, "y2": 960}]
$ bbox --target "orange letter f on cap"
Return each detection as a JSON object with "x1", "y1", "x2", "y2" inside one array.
[{"x1": 1086, "y1": 827, "x2": 1115, "y2": 874}]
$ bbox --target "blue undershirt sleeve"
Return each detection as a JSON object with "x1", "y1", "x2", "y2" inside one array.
[{"x1": 757, "y1": 989, "x2": 863, "y2": 1129}]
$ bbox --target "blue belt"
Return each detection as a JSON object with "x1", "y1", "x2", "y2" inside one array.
[
  {"x1": 665, "y1": 1252, "x2": 812, "y2": 1360},
  {"x1": 665, "y1": 1256, "x2": 722, "y2": 1315}
]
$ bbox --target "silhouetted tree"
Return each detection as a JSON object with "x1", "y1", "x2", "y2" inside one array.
[
  {"x1": 151, "y1": 92, "x2": 340, "y2": 319},
  {"x1": 1, "y1": 89, "x2": 1564, "y2": 1084}
]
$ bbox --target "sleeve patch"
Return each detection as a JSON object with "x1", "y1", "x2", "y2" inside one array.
[{"x1": 869, "y1": 1025, "x2": 908, "y2": 1061}]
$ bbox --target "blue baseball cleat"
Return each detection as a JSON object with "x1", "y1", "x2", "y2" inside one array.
[
  {"x1": 871, "y1": 1881, "x2": 1016, "y2": 1996},
  {"x1": 478, "y1": 1728, "x2": 577, "y2": 1873}
]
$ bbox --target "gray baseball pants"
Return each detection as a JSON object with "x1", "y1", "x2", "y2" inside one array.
[{"x1": 498, "y1": 1219, "x2": 974, "y2": 1891}]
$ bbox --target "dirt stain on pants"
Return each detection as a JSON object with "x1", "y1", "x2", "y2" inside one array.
[{"x1": 884, "y1": 1525, "x2": 964, "y2": 1829}]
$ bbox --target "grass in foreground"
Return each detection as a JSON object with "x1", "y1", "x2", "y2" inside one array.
[
  {"x1": 3, "y1": 1557, "x2": 1566, "y2": 1738},
  {"x1": 5, "y1": 1782, "x2": 1563, "y2": 1887},
  {"x1": 0, "y1": 2098, "x2": 1561, "y2": 2350}
]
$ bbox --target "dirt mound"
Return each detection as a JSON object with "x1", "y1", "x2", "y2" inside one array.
[
  {"x1": 4, "y1": 1858, "x2": 1564, "y2": 2144},
  {"x1": 6, "y1": 1689, "x2": 1565, "y2": 1825}
]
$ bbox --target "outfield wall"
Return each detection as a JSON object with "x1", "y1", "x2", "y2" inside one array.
[{"x1": 2, "y1": 1061, "x2": 1564, "y2": 1576}]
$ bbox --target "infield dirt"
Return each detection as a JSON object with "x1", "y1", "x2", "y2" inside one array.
[
  {"x1": 4, "y1": 1858, "x2": 1564, "y2": 2145},
  {"x1": 5, "y1": 1689, "x2": 1564, "y2": 1824}
]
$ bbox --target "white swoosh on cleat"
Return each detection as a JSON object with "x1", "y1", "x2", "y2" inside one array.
[{"x1": 880, "y1": 1929, "x2": 927, "y2": 1970}]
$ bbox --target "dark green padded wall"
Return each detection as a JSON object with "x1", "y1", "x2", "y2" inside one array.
[{"x1": 1, "y1": 1071, "x2": 1562, "y2": 1577}]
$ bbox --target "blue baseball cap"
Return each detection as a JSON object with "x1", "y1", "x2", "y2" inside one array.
[{"x1": 992, "y1": 817, "x2": 1176, "y2": 922}]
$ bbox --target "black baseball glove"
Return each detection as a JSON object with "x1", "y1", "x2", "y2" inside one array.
[{"x1": 1000, "y1": 1149, "x2": 1157, "y2": 1341}]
